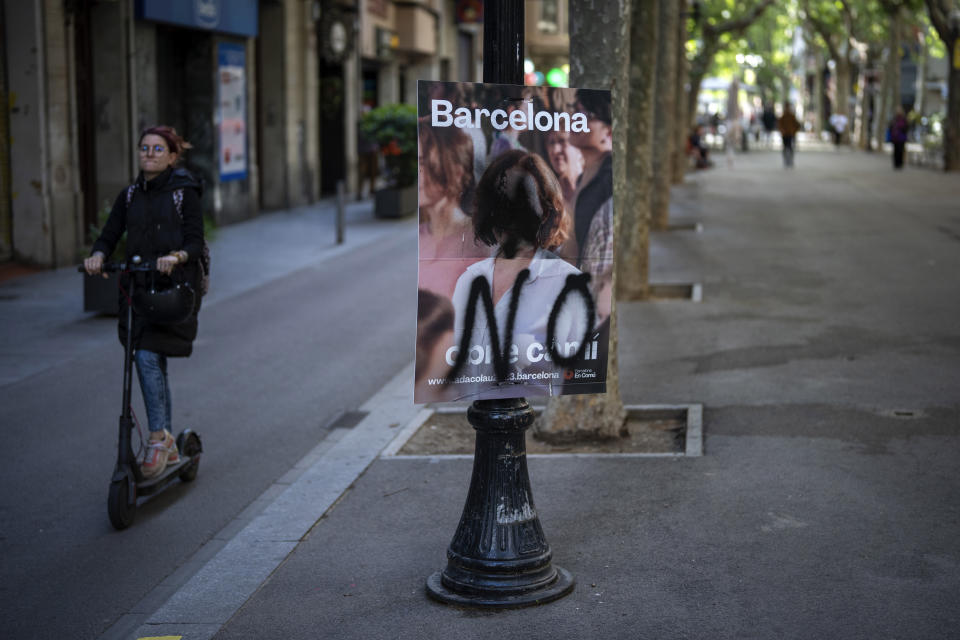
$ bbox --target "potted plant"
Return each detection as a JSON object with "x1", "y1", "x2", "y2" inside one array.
[{"x1": 359, "y1": 103, "x2": 418, "y2": 218}]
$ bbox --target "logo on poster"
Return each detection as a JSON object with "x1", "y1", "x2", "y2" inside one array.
[{"x1": 431, "y1": 100, "x2": 591, "y2": 133}]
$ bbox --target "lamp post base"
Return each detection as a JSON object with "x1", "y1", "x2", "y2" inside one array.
[
  {"x1": 426, "y1": 566, "x2": 574, "y2": 609},
  {"x1": 426, "y1": 398, "x2": 575, "y2": 609}
]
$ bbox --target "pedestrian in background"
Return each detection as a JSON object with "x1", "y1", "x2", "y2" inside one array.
[
  {"x1": 778, "y1": 103, "x2": 800, "y2": 168},
  {"x1": 829, "y1": 112, "x2": 847, "y2": 146},
  {"x1": 84, "y1": 126, "x2": 204, "y2": 478},
  {"x1": 889, "y1": 107, "x2": 909, "y2": 170},
  {"x1": 688, "y1": 125, "x2": 711, "y2": 169},
  {"x1": 723, "y1": 118, "x2": 740, "y2": 169},
  {"x1": 762, "y1": 104, "x2": 777, "y2": 147}
]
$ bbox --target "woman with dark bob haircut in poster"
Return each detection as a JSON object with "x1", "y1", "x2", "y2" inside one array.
[{"x1": 449, "y1": 150, "x2": 590, "y2": 400}]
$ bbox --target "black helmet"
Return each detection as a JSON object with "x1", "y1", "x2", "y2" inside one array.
[{"x1": 133, "y1": 281, "x2": 196, "y2": 324}]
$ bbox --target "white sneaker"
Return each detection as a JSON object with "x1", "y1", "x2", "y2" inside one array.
[{"x1": 141, "y1": 431, "x2": 177, "y2": 477}]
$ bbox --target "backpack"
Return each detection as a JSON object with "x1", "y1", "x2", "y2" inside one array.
[{"x1": 126, "y1": 184, "x2": 211, "y2": 296}]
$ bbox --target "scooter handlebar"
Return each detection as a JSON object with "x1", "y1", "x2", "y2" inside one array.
[{"x1": 77, "y1": 256, "x2": 155, "y2": 273}]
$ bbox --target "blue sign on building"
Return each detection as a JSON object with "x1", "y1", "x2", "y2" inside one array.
[{"x1": 135, "y1": 0, "x2": 258, "y2": 38}]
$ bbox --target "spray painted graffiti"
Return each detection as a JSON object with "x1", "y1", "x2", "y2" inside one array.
[{"x1": 444, "y1": 270, "x2": 595, "y2": 384}]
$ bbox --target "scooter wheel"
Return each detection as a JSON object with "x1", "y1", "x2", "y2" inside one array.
[
  {"x1": 176, "y1": 430, "x2": 202, "y2": 483},
  {"x1": 108, "y1": 478, "x2": 136, "y2": 530}
]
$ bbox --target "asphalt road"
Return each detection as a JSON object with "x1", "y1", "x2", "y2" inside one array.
[{"x1": 0, "y1": 221, "x2": 418, "y2": 639}]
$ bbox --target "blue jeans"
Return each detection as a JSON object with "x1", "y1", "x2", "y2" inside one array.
[{"x1": 134, "y1": 349, "x2": 171, "y2": 434}]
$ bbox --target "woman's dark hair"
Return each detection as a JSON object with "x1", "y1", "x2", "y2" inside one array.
[
  {"x1": 139, "y1": 125, "x2": 192, "y2": 163},
  {"x1": 473, "y1": 149, "x2": 567, "y2": 257},
  {"x1": 575, "y1": 89, "x2": 611, "y2": 126},
  {"x1": 418, "y1": 117, "x2": 475, "y2": 211},
  {"x1": 416, "y1": 289, "x2": 454, "y2": 382}
]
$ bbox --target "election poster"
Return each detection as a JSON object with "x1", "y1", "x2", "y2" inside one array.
[{"x1": 415, "y1": 80, "x2": 614, "y2": 403}]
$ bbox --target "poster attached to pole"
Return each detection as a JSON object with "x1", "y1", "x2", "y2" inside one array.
[{"x1": 414, "y1": 80, "x2": 614, "y2": 403}]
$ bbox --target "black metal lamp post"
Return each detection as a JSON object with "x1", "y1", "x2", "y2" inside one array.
[{"x1": 425, "y1": 0, "x2": 575, "y2": 608}]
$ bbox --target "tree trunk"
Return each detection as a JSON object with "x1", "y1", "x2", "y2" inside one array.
[
  {"x1": 537, "y1": 0, "x2": 630, "y2": 441},
  {"x1": 923, "y1": 0, "x2": 959, "y2": 171},
  {"x1": 672, "y1": 9, "x2": 689, "y2": 185},
  {"x1": 651, "y1": 0, "x2": 678, "y2": 230},
  {"x1": 854, "y1": 55, "x2": 870, "y2": 149},
  {"x1": 875, "y1": 10, "x2": 903, "y2": 149},
  {"x1": 946, "y1": 44, "x2": 960, "y2": 171},
  {"x1": 874, "y1": 47, "x2": 891, "y2": 147},
  {"x1": 835, "y1": 55, "x2": 852, "y2": 143},
  {"x1": 913, "y1": 31, "x2": 927, "y2": 117},
  {"x1": 686, "y1": 39, "x2": 717, "y2": 129},
  {"x1": 619, "y1": 0, "x2": 657, "y2": 302},
  {"x1": 876, "y1": 11, "x2": 904, "y2": 150},
  {"x1": 863, "y1": 49, "x2": 878, "y2": 151},
  {"x1": 538, "y1": 303, "x2": 627, "y2": 440},
  {"x1": 813, "y1": 50, "x2": 825, "y2": 135},
  {"x1": 889, "y1": 9, "x2": 903, "y2": 116}
]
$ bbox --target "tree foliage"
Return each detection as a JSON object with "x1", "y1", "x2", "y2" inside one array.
[{"x1": 685, "y1": 0, "x2": 777, "y2": 122}]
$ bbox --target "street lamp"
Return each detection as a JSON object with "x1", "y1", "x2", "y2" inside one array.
[{"x1": 425, "y1": 0, "x2": 575, "y2": 609}]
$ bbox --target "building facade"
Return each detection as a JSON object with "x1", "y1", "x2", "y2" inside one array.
[
  {"x1": 524, "y1": 0, "x2": 569, "y2": 84},
  {"x1": 0, "y1": 0, "x2": 515, "y2": 268}
]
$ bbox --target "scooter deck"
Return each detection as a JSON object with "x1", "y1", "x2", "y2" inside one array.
[{"x1": 136, "y1": 454, "x2": 199, "y2": 496}]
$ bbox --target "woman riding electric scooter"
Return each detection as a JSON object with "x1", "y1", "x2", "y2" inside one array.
[{"x1": 85, "y1": 126, "x2": 204, "y2": 527}]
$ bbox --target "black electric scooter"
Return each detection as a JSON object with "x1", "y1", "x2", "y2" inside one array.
[{"x1": 81, "y1": 256, "x2": 202, "y2": 529}]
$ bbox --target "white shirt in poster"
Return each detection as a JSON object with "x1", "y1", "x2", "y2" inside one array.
[{"x1": 450, "y1": 249, "x2": 590, "y2": 398}]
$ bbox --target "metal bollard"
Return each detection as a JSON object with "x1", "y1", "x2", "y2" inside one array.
[{"x1": 336, "y1": 180, "x2": 345, "y2": 245}]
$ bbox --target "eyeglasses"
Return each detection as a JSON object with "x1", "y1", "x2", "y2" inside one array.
[{"x1": 139, "y1": 144, "x2": 167, "y2": 154}]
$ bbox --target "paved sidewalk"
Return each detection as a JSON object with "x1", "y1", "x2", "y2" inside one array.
[{"x1": 119, "y1": 149, "x2": 960, "y2": 640}]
